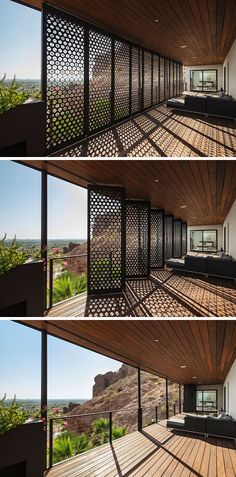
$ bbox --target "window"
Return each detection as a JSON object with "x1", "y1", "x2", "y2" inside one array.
[
  {"x1": 190, "y1": 69, "x2": 217, "y2": 92},
  {"x1": 190, "y1": 230, "x2": 217, "y2": 253},
  {"x1": 196, "y1": 390, "x2": 217, "y2": 412}
]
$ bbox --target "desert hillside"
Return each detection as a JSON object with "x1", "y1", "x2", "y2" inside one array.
[{"x1": 68, "y1": 364, "x2": 180, "y2": 434}]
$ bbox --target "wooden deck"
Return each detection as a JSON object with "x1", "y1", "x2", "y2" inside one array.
[
  {"x1": 46, "y1": 422, "x2": 236, "y2": 477},
  {"x1": 54, "y1": 104, "x2": 236, "y2": 158},
  {"x1": 46, "y1": 271, "x2": 236, "y2": 317}
]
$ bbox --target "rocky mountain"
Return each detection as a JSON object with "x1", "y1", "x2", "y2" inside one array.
[{"x1": 68, "y1": 364, "x2": 180, "y2": 434}]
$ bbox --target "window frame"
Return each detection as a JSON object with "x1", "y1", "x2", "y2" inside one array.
[{"x1": 190, "y1": 69, "x2": 218, "y2": 93}]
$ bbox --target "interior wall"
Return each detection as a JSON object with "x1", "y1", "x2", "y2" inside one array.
[
  {"x1": 196, "y1": 384, "x2": 223, "y2": 412},
  {"x1": 223, "y1": 37, "x2": 236, "y2": 98},
  {"x1": 223, "y1": 358, "x2": 236, "y2": 419},
  {"x1": 223, "y1": 198, "x2": 236, "y2": 259},
  {"x1": 187, "y1": 225, "x2": 223, "y2": 253},
  {"x1": 183, "y1": 65, "x2": 223, "y2": 92}
]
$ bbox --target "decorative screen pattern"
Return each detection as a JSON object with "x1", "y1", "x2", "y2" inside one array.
[
  {"x1": 44, "y1": 6, "x2": 85, "y2": 153},
  {"x1": 165, "y1": 215, "x2": 174, "y2": 261},
  {"x1": 169, "y1": 61, "x2": 174, "y2": 98},
  {"x1": 173, "y1": 220, "x2": 182, "y2": 258},
  {"x1": 114, "y1": 40, "x2": 130, "y2": 121},
  {"x1": 150, "y1": 209, "x2": 164, "y2": 268},
  {"x1": 182, "y1": 223, "x2": 187, "y2": 255},
  {"x1": 131, "y1": 47, "x2": 142, "y2": 114},
  {"x1": 143, "y1": 51, "x2": 152, "y2": 109},
  {"x1": 159, "y1": 57, "x2": 165, "y2": 102},
  {"x1": 89, "y1": 31, "x2": 112, "y2": 132},
  {"x1": 126, "y1": 201, "x2": 150, "y2": 278},
  {"x1": 153, "y1": 54, "x2": 159, "y2": 105},
  {"x1": 88, "y1": 185, "x2": 125, "y2": 294},
  {"x1": 43, "y1": 5, "x2": 183, "y2": 154},
  {"x1": 176, "y1": 63, "x2": 180, "y2": 95},
  {"x1": 173, "y1": 62, "x2": 177, "y2": 97},
  {"x1": 165, "y1": 59, "x2": 170, "y2": 100}
]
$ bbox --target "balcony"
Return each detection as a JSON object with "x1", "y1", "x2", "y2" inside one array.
[
  {"x1": 5, "y1": 319, "x2": 234, "y2": 477},
  {"x1": 46, "y1": 419, "x2": 236, "y2": 477},
  {"x1": 1, "y1": 1, "x2": 235, "y2": 157},
  {"x1": 1, "y1": 159, "x2": 235, "y2": 318}
]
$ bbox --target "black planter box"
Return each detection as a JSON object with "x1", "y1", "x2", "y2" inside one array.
[
  {"x1": 0, "y1": 101, "x2": 46, "y2": 157},
  {"x1": 0, "y1": 261, "x2": 44, "y2": 317},
  {"x1": 0, "y1": 422, "x2": 45, "y2": 477}
]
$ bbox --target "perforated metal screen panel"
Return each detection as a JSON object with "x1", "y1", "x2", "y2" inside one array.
[
  {"x1": 152, "y1": 54, "x2": 159, "y2": 105},
  {"x1": 131, "y1": 47, "x2": 142, "y2": 114},
  {"x1": 89, "y1": 31, "x2": 112, "y2": 133},
  {"x1": 159, "y1": 57, "x2": 165, "y2": 102},
  {"x1": 173, "y1": 220, "x2": 182, "y2": 258},
  {"x1": 126, "y1": 201, "x2": 150, "y2": 278},
  {"x1": 143, "y1": 51, "x2": 152, "y2": 109},
  {"x1": 88, "y1": 185, "x2": 125, "y2": 294},
  {"x1": 150, "y1": 209, "x2": 164, "y2": 268},
  {"x1": 43, "y1": 5, "x2": 183, "y2": 154},
  {"x1": 169, "y1": 61, "x2": 174, "y2": 98},
  {"x1": 165, "y1": 215, "x2": 174, "y2": 261},
  {"x1": 114, "y1": 40, "x2": 130, "y2": 122},
  {"x1": 44, "y1": 5, "x2": 85, "y2": 153},
  {"x1": 165, "y1": 59, "x2": 170, "y2": 101},
  {"x1": 182, "y1": 223, "x2": 187, "y2": 255}
]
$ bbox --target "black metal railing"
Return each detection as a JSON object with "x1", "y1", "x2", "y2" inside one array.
[
  {"x1": 48, "y1": 403, "x2": 179, "y2": 468},
  {"x1": 48, "y1": 253, "x2": 87, "y2": 309}
]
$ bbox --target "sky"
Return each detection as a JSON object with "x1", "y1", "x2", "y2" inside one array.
[
  {"x1": 0, "y1": 161, "x2": 87, "y2": 240},
  {"x1": 0, "y1": 0, "x2": 41, "y2": 79},
  {"x1": 0, "y1": 321, "x2": 121, "y2": 400}
]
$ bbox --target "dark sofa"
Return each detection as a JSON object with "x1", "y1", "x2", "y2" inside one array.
[
  {"x1": 167, "y1": 94, "x2": 236, "y2": 119},
  {"x1": 167, "y1": 255, "x2": 236, "y2": 280},
  {"x1": 167, "y1": 414, "x2": 236, "y2": 440}
]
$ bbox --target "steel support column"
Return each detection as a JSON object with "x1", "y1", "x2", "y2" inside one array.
[
  {"x1": 41, "y1": 330, "x2": 47, "y2": 469},
  {"x1": 41, "y1": 170, "x2": 47, "y2": 311},
  {"x1": 179, "y1": 384, "x2": 182, "y2": 413},
  {"x1": 138, "y1": 368, "x2": 142, "y2": 431},
  {"x1": 166, "y1": 378, "x2": 169, "y2": 419}
]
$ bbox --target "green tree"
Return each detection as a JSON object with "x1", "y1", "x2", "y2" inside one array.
[
  {"x1": 0, "y1": 395, "x2": 29, "y2": 435},
  {"x1": 0, "y1": 235, "x2": 29, "y2": 276},
  {"x1": 0, "y1": 75, "x2": 30, "y2": 114}
]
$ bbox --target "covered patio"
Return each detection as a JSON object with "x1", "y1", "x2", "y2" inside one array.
[
  {"x1": 5, "y1": 1, "x2": 235, "y2": 157},
  {"x1": 17, "y1": 159, "x2": 236, "y2": 318},
  {"x1": 20, "y1": 319, "x2": 236, "y2": 476}
]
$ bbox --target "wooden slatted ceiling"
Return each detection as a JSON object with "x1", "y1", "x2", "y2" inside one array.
[
  {"x1": 20, "y1": 160, "x2": 236, "y2": 226},
  {"x1": 22, "y1": 320, "x2": 236, "y2": 384},
  {"x1": 13, "y1": 0, "x2": 236, "y2": 65}
]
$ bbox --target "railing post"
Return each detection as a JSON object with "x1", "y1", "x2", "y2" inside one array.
[
  {"x1": 166, "y1": 379, "x2": 169, "y2": 420},
  {"x1": 179, "y1": 384, "x2": 182, "y2": 414},
  {"x1": 49, "y1": 258, "x2": 53, "y2": 309},
  {"x1": 137, "y1": 368, "x2": 142, "y2": 431},
  {"x1": 155, "y1": 405, "x2": 158, "y2": 423},
  {"x1": 49, "y1": 418, "x2": 53, "y2": 468},
  {"x1": 174, "y1": 404, "x2": 176, "y2": 416},
  {"x1": 109, "y1": 412, "x2": 112, "y2": 445}
]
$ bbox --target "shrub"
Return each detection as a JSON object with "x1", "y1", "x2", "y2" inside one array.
[
  {"x1": 0, "y1": 75, "x2": 30, "y2": 114},
  {"x1": 0, "y1": 235, "x2": 29, "y2": 276},
  {"x1": 51, "y1": 271, "x2": 87, "y2": 304},
  {"x1": 0, "y1": 395, "x2": 28, "y2": 435}
]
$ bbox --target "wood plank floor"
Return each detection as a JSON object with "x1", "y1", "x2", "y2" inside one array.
[
  {"x1": 46, "y1": 272, "x2": 236, "y2": 317},
  {"x1": 53, "y1": 104, "x2": 236, "y2": 158},
  {"x1": 46, "y1": 422, "x2": 236, "y2": 477}
]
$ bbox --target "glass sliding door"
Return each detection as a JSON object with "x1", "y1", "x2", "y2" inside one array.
[
  {"x1": 196, "y1": 390, "x2": 218, "y2": 412},
  {"x1": 190, "y1": 70, "x2": 202, "y2": 92},
  {"x1": 190, "y1": 69, "x2": 217, "y2": 93},
  {"x1": 202, "y1": 70, "x2": 217, "y2": 92},
  {"x1": 190, "y1": 230, "x2": 217, "y2": 253}
]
